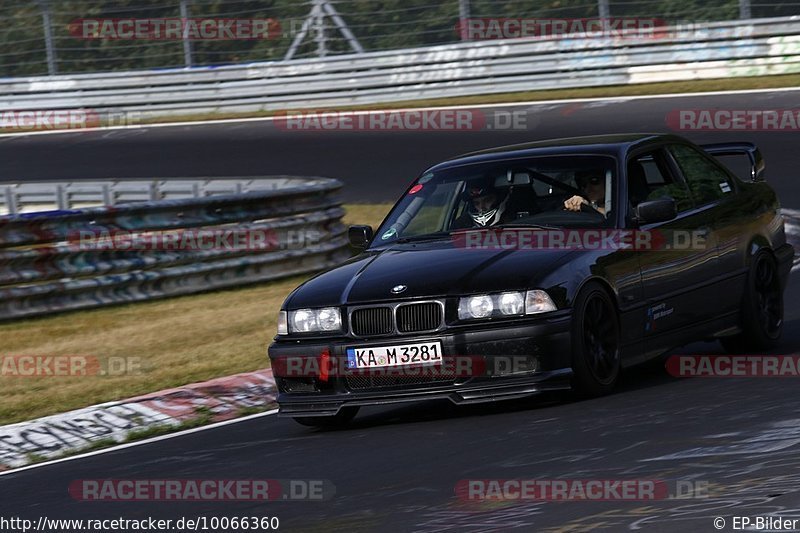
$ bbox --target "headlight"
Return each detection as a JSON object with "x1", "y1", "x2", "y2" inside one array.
[
  {"x1": 499, "y1": 292, "x2": 525, "y2": 315},
  {"x1": 458, "y1": 290, "x2": 555, "y2": 320},
  {"x1": 317, "y1": 307, "x2": 342, "y2": 331},
  {"x1": 525, "y1": 290, "x2": 556, "y2": 314},
  {"x1": 284, "y1": 307, "x2": 342, "y2": 334},
  {"x1": 291, "y1": 309, "x2": 318, "y2": 332},
  {"x1": 459, "y1": 295, "x2": 494, "y2": 319},
  {"x1": 458, "y1": 291, "x2": 525, "y2": 319}
]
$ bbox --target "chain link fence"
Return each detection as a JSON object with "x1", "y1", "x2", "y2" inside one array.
[{"x1": 1, "y1": 0, "x2": 799, "y2": 77}]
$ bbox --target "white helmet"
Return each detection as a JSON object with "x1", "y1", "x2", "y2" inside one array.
[{"x1": 465, "y1": 178, "x2": 507, "y2": 226}]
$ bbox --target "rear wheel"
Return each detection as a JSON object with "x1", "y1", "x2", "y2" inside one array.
[
  {"x1": 571, "y1": 282, "x2": 621, "y2": 396},
  {"x1": 292, "y1": 407, "x2": 359, "y2": 429},
  {"x1": 720, "y1": 251, "x2": 783, "y2": 353}
]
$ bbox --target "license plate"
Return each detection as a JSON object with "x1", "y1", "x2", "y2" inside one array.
[{"x1": 346, "y1": 341, "x2": 443, "y2": 370}]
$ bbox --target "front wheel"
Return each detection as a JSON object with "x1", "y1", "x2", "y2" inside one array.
[
  {"x1": 571, "y1": 282, "x2": 621, "y2": 396},
  {"x1": 292, "y1": 407, "x2": 359, "y2": 429},
  {"x1": 720, "y1": 251, "x2": 783, "y2": 353}
]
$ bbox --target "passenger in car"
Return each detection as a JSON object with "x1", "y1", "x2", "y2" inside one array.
[{"x1": 564, "y1": 170, "x2": 607, "y2": 215}]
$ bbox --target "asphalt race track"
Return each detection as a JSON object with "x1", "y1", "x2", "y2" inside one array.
[
  {"x1": 1, "y1": 89, "x2": 800, "y2": 532},
  {"x1": 1, "y1": 89, "x2": 800, "y2": 204}
]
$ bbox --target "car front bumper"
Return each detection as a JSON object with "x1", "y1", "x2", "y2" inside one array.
[{"x1": 268, "y1": 312, "x2": 573, "y2": 418}]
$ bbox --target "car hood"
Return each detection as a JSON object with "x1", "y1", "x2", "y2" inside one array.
[{"x1": 284, "y1": 239, "x2": 577, "y2": 308}]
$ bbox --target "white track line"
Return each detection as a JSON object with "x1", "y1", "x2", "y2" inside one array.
[
  {"x1": 1, "y1": 86, "x2": 800, "y2": 139},
  {"x1": 0, "y1": 408, "x2": 279, "y2": 477}
]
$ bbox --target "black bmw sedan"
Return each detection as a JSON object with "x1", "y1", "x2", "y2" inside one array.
[{"x1": 268, "y1": 133, "x2": 794, "y2": 427}]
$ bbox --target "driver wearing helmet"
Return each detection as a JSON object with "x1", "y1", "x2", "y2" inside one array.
[{"x1": 453, "y1": 177, "x2": 509, "y2": 228}]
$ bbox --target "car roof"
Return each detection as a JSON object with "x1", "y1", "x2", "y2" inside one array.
[{"x1": 429, "y1": 133, "x2": 687, "y2": 171}]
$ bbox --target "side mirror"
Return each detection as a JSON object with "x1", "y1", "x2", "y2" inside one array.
[
  {"x1": 636, "y1": 197, "x2": 677, "y2": 225},
  {"x1": 348, "y1": 225, "x2": 373, "y2": 249}
]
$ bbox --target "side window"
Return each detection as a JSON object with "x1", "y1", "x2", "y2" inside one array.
[
  {"x1": 627, "y1": 150, "x2": 693, "y2": 215},
  {"x1": 668, "y1": 144, "x2": 734, "y2": 205},
  {"x1": 640, "y1": 156, "x2": 666, "y2": 186}
]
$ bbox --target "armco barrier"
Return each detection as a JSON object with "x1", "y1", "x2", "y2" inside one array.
[
  {"x1": 0, "y1": 177, "x2": 316, "y2": 215},
  {"x1": 0, "y1": 177, "x2": 350, "y2": 320},
  {"x1": 0, "y1": 17, "x2": 799, "y2": 120}
]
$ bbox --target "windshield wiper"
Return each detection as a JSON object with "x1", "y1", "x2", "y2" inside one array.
[
  {"x1": 388, "y1": 224, "x2": 558, "y2": 244},
  {"x1": 491, "y1": 222, "x2": 559, "y2": 230},
  {"x1": 392, "y1": 231, "x2": 453, "y2": 244}
]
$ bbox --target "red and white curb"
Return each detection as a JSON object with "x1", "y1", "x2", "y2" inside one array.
[{"x1": 0, "y1": 369, "x2": 275, "y2": 470}]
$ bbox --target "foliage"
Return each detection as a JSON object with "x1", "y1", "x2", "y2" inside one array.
[{"x1": 0, "y1": 0, "x2": 783, "y2": 77}]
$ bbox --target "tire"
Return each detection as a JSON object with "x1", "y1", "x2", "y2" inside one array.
[
  {"x1": 292, "y1": 407, "x2": 359, "y2": 429},
  {"x1": 720, "y1": 251, "x2": 783, "y2": 353},
  {"x1": 571, "y1": 282, "x2": 621, "y2": 396}
]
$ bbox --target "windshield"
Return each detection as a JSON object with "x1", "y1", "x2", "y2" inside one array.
[{"x1": 374, "y1": 155, "x2": 617, "y2": 244}]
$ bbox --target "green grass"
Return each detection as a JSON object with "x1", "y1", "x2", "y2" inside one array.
[{"x1": 0, "y1": 204, "x2": 392, "y2": 425}]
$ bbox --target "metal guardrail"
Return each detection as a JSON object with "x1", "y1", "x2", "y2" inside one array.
[
  {"x1": 0, "y1": 17, "x2": 799, "y2": 120},
  {"x1": 0, "y1": 177, "x2": 350, "y2": 320},
  {"x1": 0, "y1": 177, "x2": 326, "y2": 215}
]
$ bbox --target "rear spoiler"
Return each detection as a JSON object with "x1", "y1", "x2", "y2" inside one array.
[{"x1": 700, "y1": 142, "x2": 765, "y2": 182}]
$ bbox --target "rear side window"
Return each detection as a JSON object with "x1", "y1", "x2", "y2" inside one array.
[
  {"x1": 627, "y1": 151, "x2": 693, "y2": 215},
  {"x1": 668, "y1": 144, "x2": 734, "y2": 205}
]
